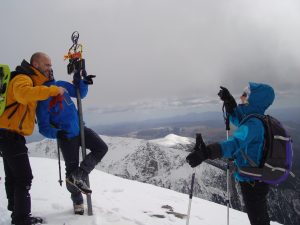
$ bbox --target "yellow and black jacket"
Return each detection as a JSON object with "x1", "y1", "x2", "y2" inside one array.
[{"x1": 0, "y1": 60, "x2": 61, "y2": 136}]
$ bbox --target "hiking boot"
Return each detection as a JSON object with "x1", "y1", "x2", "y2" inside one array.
[
  {"x1": 66, "y1": 168, "x2": 92, "y2": 195},
  {"x1": 73, "y1": 203, "x2": 84, "y2": 215},
  {"x1": 11, "y1": 216, "x2": 44, "y2": 225}
]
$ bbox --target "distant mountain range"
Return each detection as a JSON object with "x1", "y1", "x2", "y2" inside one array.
[
  {"x1": 28, "y1": 133, "x2": 300, "y2": 225},
  {"x1": 89, "y1": 106, "x2": 300, "y2": 139},
  {"x1": 26, "y1": 107, "x2": 300, "y2": 143}
]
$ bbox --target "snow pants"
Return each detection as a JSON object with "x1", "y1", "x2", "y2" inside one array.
[
  {"x1": 240, "y1": 181, "x2": 270, "y2": 225},
  {"x1": 58, "y1": 127, "x2": 108, "y2": 204},
  {"x1": 0, "y1": 130, "x2": 33, "y2": 225}
]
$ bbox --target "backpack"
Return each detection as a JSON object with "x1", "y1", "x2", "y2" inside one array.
[
  {"x1": 238, "y1": 114, "x2": 294, "y2": 185},
  {"x1": 0, "y1": 63, "x2": 34, "y2": 118},
  {"x1": 0, "y1": 64, "x2": 11, "y2": 116}
]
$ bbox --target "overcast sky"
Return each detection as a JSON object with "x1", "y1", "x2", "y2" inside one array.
[{"x1": 1, "y1": 0, "x2": 300, "y2": 124}]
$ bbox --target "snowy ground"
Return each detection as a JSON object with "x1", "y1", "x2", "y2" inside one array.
[{"x1": 0, "y1": 157, "x2": 281, "y2": 225}]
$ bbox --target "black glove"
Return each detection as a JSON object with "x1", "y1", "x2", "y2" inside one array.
[
  {"x1": 186, "y1": 143, "x2": 222, "y2": 168},
  {"x1": 56, "y1": 130, "x2": 69, "y2": 140},
  {"x1": 83, "y1": 75, "x2": 96, "y2": 85},
  {"x1": 186, "y1": 147, "x2": 208, "y2": 168},
  {"x1": 218, "y1": 86, "x2": 237, "y2": 114}
]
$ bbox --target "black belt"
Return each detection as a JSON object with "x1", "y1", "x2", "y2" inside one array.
[{"x1": 0, "y1": 129, "x2": 24, "y2": 141}]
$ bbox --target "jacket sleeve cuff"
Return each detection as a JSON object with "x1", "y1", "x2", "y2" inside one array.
[{"x1": 49, "y1": 85, "x2": 60, "y2": 96}]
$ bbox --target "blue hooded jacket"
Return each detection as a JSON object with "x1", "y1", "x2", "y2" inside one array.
[
  {"x1": 36, "y1": 79, "x2": 88, "y2": 139},
  {"x1": 220, "y1": 82, "x2": 275, "y2": 182}
]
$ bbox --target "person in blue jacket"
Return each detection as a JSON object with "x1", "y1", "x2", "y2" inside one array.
[
  {"x1": 186, "y1": 82, "x2": 274, "y2": 225},
  {"x1": 36, "y1": 71, "x2": 108, "y2": 215}
]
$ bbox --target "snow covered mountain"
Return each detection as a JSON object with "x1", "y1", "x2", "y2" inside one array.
[
  {"x1": 27, "y1": 134, "x2": 227, "y2": 206},
  {"x1": 27, "y1": 134, "x2": 299, "y2": 225},
  {"x1": 0, "y1": 157, "x2": 281, "y2": 225}
]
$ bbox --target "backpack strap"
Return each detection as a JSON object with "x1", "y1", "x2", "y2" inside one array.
[
  {"x1": 274, "y1": 135, "x2": 291, "y2": 141},
  {"x1": 240, "y1": 149, "x2": 259, "y2": 167},
  {"x1": 239, "y1": 113, "x2": 265, "y2": 125},
  {"x1": 239, "y1": 113, "x2": 269, "y2": 167},
  {"x1": 6, "y1": 102, "x2": 20, "y2": 119}
]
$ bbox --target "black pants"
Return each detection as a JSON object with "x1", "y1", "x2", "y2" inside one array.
[
  {"x1": 240, "y1": 181, "x2": 270, "y2": 225},
  {"x1": 58, "y1": 127, "x2": 108, "y2": 203},
  {"x1": 0, "y1": 130, "x2": 33, "y2": 225}
]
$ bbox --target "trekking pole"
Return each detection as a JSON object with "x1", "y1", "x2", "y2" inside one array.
[
  {"x1": 186, "y1": 169, "x2": 195, "y2": 225},
  {"x1": 186, "y1": 133, "x2": 204, "y2": 225},
  {"x1": 57, "y1": 140, "x2": 63, "y2": 186},
  {"x1": 65, "y1": 31, "x2": 93, "y2": 215},
  {"x1": 223, "y1": 106, "x2": 231, "y2": 225},
  {"x1": 76, "y1": 84, "x2": 93, "y2": 216}
]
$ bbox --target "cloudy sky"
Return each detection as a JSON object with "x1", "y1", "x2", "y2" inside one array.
[{"x1": 1, "y1": 0, "x2": 300, "y2": 124}]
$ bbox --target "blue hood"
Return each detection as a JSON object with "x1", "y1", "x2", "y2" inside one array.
[
  {"x1": 247, "y1": 82, "x2": 275, "y2": 114},
  {"x1": 231, "y1": 82, "x2": 275, "y2": 126}
]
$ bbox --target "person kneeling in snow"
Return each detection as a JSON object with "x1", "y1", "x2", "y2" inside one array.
[
  {"x1": 36, "y1": 67, "x2": 108, "y2": 215},
  {"x1": 186, "y1": 82, "x2": 274, "y2": 225}
]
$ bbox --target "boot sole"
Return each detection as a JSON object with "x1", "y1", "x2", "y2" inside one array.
[
  {"x1": 74, "y1": 211, "x2": 84, "y2": 215},
  {"x1": 11, "y1": 216, "x2": 45, "y2": 224},
  {"x1": 66, "y1": 178, "x2": 92, "y2": 195}
]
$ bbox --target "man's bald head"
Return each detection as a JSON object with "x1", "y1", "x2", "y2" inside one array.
[
  {"x1": 30, "y1": 52, "x2": 53, "y2": 79},
  {"x1": 30, "y1": 52, "x2": 49, "y2": 65}
]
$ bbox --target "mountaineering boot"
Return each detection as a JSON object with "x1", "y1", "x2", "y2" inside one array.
[
  {"x1": 73, "y1": 203, "x2": 84, "y2": 215},
  {"x1": 11, "y1": 216, "x2": 44, "y2": 225},
  {"x1": 66, "y1": 168, "x2": 92, "y2": 195}
]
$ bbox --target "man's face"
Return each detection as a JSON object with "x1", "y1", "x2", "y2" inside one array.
[{"x1": 34, "y1": 54, "x2": 52, "y2": 78}]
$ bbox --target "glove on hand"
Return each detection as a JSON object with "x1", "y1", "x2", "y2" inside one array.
[
  {"x1": 218, "y1": 86, "x2": 231, "y2": 101},
  {"x1": 57, "y1": 130, "x2": 69, "y2": 140},
  {"x1": 218, "y1": 86, "x2": 237, "y2": 114},
  {"x1": 83, "y1": 75, "x2": 96, "y2": 85},
  {"x1": 186, "y1": 143, "x2": 222, "y2": 168},
  {"x1": 186, "y1": 147, "x2": 208, "y2": 168}
]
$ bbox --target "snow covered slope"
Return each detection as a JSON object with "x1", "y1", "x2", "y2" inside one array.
[{"x1": 0, "y1": 157, "x2": 281, "y2": 225}]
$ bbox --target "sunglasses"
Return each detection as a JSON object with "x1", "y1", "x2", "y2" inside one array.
[{"x1": 242, "y1": 92, "x2": 248, "y2": 97}]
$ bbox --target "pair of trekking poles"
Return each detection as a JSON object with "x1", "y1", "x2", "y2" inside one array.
[
  {"x1": 186, "y1": 106, "x2": 231, "y2": 225},
  {"x1": 57, "y1": 31, "x2": 93, "y2": 215}
]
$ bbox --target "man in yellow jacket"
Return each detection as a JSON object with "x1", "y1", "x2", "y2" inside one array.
[{"x1": 0, "y1": 52, "x2": 65, "y2": 225}]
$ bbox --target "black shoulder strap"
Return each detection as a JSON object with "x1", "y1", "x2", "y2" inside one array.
[
  {"x1": 240, "y1": 113, "x2": 266, "y2": 125},
  {"x1": 10, "y1": 71, "x2": 33, "y2": 81}
]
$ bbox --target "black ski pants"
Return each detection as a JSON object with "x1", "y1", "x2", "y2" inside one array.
[
  {"x1": 240, "y1": 181, "x2": 270, "y2": 225},
  {"x1": 58, "y1": 126, "x2": 108, "y2": 203},
  {"x1": 0, "y1": 130, "x2": 33, "y2": 225}
]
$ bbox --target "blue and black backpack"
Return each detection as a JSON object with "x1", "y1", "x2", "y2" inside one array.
[{"x1": 238, "y1": 114, "x2": 294, "y2": 185}]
